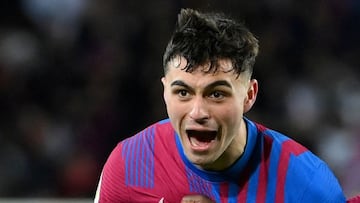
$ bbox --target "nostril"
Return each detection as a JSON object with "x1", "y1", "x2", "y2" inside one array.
[
  {"x1": 189, "y1": 108, "x2": 209, "y2": 122},
  {"x1": 193, "y1": 117, "x2": 209, "y2": 125}
]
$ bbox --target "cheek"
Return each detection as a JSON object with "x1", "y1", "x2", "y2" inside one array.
[
  {"x1": 166, "y1": 99, "x2": 185, "y2": 122},
  {"x1": 216, "y1": 103, "x2": 244, "y2": 126},
  {"x1": 166, "y1": 102, "x2": 190, "y2": 135}
]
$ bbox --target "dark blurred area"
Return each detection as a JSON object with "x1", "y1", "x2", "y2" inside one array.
[{"x1": 0, "y1": 0, "x2": 359, "y2": 199}]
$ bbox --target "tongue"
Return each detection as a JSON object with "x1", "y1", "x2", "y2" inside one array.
[
  {"x1": 186, "y1": 130, "x2": 217, "y2": 149},
  {"x1": 188, "y1": 132, "x2": 216, "y2": 148}
]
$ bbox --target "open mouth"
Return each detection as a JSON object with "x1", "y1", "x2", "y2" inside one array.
[{"x1": 186, "y1": 130, "x2": 217, "y2": 149}]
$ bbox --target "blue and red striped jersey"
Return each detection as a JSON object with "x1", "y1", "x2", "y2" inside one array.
[{"x1": 95, "y1": 118, "x2": 346, "y2": 202}]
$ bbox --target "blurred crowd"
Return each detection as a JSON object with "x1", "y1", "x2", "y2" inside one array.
[{"x1": 0, "y1": 0, "x2": 359, "y2": 198}]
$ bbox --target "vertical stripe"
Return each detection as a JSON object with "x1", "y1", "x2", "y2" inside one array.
[
  {"x1": 122, "y1": 139, "x2": 129, "y2": 185},
  {"x1": 188, "y1": 169, "x2": 194, "y2": 191},
  {"x1": 129, "y1": 137, "x2": 135, "y2": 185},
  {"x1": 232, "y1": 124, "x2": 263, "y2": 203},
  {"x1": 255, "y1": 135, "x2": 273, "y2": 203},
  {"x1": 140, "y1": 131, "x2": 145, "y2": 186},
  {"x1": 228, "y1": 183, "x2": 239, "y2": 203},
  {"x1": 275, "y1": 139, "x2": 307, "y2": 202},
  {"x1": 212, "y1": 184, "x2": 221, "y2": 203},
  {"x1": 237, "y1": 176, "x2": 249, "y2": 202},
  {"x1": 149, "y1": 126, "x2": 155, "y2": 188},
  {"x1": 265, "y1": 135, "x2": 280, "y2": 203},
  {"x1": 145, "y1": 130, "x2": 150, "y2": 187},
  {"x1": 219, "y1": 183, "x2": 228, "y2": 203},
  {"x1": 246, "y1": 162, "x2": 260, "y2": 202},
  {"x1": 244, "y1": 132, "x2": 263, "y2": 203},
  {"x1": 122, "y1": 126, "x2": 156, "y2": 188},
  {"x1": 235, "y1": 134, "x2": 261, "y2": 203},
  {"x1": 185, "y1": 167, "x2": 214, "y2": 200},
  {"x1": 135, "y1": 131, "x2": 141, "y2": 186}
]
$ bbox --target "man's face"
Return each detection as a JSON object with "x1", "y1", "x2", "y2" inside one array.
[{"x1": 162, "y1": 56, "x2": 258, "y2": 170}]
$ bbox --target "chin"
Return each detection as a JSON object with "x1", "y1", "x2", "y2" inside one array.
[{"x1": 186, "y1": 153, "x2": 215, "y2": 167}]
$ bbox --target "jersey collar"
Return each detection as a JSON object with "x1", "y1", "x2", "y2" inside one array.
[{"x1": 175, "y1": 117, "x2": 259, "y2": 182}]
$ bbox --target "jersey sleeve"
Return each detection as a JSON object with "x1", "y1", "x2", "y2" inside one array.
[
  {"x1": 94, "y1": 143, "x2": 129, "y2": 203},
  {"x1": 286, "y1": 157, "x2": 346, "y2": 203},
  {"x1": 303, "y1": 162, "x2": 346, "y2": 202}
]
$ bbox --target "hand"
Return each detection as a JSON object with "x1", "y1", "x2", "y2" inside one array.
[{"x1": 180, "y1": 194, "x2": 215, "y2": 203}]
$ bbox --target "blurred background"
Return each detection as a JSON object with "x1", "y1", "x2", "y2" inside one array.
[{"x1": 0, "y1": 0, "x2": 359, "y2": 200}]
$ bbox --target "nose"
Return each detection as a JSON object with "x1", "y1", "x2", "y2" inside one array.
[{"x1": 189, "y1": 97, "x2": 209, "y2": 123}]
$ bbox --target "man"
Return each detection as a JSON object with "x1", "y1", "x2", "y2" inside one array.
[{"x1": 94, "y1": 8, "x2": 346, "y2": 202}]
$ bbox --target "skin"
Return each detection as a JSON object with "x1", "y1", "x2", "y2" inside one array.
[
  {"x1": 162, "y1": 56, "x2": 258, "y2": 171},
  {"x1": 181, "y1": 194, "x2": 215, "y2": 203}
]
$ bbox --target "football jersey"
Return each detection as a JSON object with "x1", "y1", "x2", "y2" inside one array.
[{"x1": 95, "y1": 118, "x2": 346, "y2": 203}]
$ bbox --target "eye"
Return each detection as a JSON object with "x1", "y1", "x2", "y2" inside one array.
[
  {"x1": 177, "y1": 89, "x2": 189, "y2": 97},
  {"x1": 171, "y1": 87, "x2": 192, "y2": 100},
  {"x1": 209, "y1": 91, "x2": 225, "y2": 100}
]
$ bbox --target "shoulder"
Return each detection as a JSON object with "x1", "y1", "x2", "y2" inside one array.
[
  {"x1": 97, "y1": 119, "x2": 174, "y2": 202},
  {"x1": 249, "y1": 120, "x2": 308, "y2": 156},
  {"x1": 253, "y1": 120, "x2": 330, "y2": 173},
  {"x1": 248, "y1": 119, "x2": 346, "y2": 201},
  {"x1": 120, "y1": 119, "x2": 174, "y2": 150}
]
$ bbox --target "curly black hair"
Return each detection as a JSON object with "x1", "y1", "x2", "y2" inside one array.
[{"x1": 163, "y1": 8, "x2": 259, "y2": 77}]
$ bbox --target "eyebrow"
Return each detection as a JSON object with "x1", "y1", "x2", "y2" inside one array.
[
  {"x1": 171, "y1": 80, "x2": 190, "y2": 88},
  {"x1": 170, "y1": 80, "x2": 232, "y2": 90}
]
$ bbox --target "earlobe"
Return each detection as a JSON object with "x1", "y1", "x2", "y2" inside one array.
[
  {"x1": 161, "y1": 77, "x2": 166, "y2": 86},
  {"x1": 161, "y1": 77, "x2": 168, "y2": 104},
  {"x1": 244, "y1": 79, "x2": 258, "y2": 113}
]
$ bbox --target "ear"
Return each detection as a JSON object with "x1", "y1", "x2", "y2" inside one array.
[
  {"x1": 161, "y1": 77, "x2": 168, "y2": 103},
  {"x1": 243, "y1": 79, "x2": 258, "y2": 113}
]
